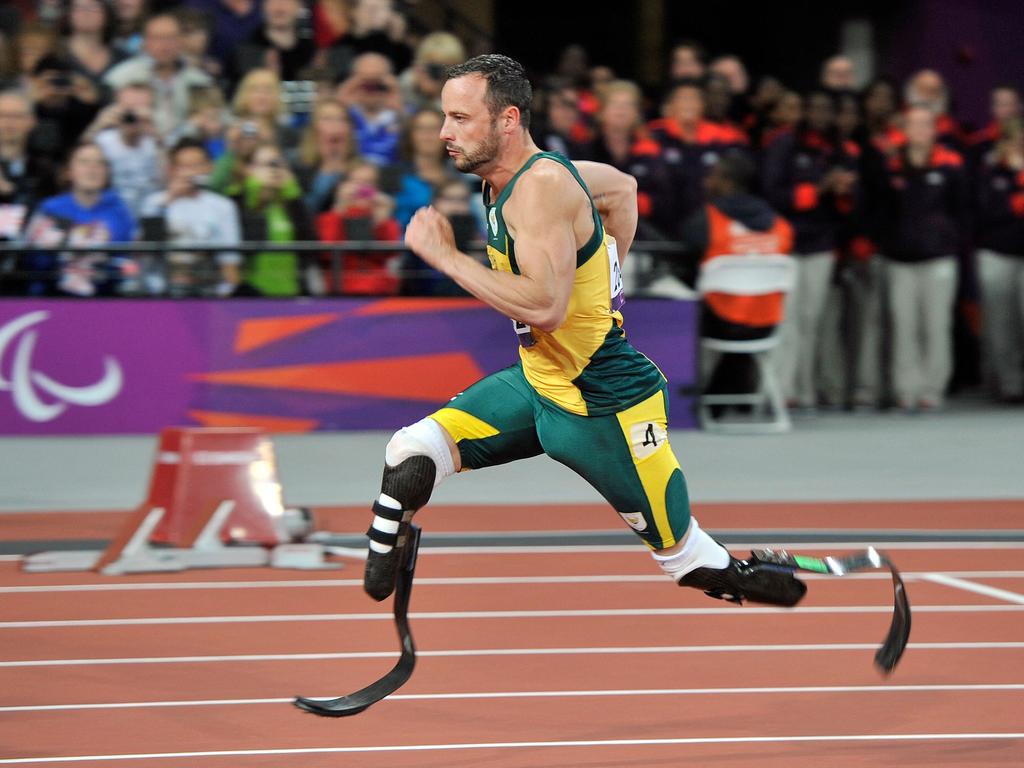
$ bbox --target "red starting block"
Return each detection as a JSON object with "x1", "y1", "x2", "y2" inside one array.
[{"x1": 23, "y1": 427, "x2": 335, "y2": 574}]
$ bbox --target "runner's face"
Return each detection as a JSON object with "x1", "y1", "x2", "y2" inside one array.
[{"x1": 440, "y1": 74, "x2": 502, "y2": 174}]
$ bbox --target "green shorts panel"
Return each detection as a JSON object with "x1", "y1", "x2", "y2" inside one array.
[{"x1": 431, "y1": 364, "x2": 691, "y2": 549}]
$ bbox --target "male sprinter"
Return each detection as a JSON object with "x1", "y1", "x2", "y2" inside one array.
[{"x1": 363, "y1": 54, "x2": 806, "y2": 607}]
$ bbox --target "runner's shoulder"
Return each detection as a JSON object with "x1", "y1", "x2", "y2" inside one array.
[{"x1": 506, "y1": 158, "x2": 586, "y2": 222}]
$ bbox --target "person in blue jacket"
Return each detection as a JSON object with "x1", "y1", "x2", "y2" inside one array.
[{"x1": 22, "y1": 142, "x2": 136, "y2": 296}]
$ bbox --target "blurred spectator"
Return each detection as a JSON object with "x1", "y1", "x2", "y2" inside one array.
[
  {"x1": 904, "y1": 69, "x2": 964, "y2": 150},
  {"x1": 104, "y1": 13, "x2": 213, "y2": 137},
  {"x1": 762, "y1": 88, "x2": 859, "y2": 409},
  {"x1": 316, "y1": 157, "x2": 401, "y2": 294},
  {"x1": 589, "y1": 65, "x2": 615, "y2": 104},
  {"x1": 974, "y1": 118, "x2": 1024, "y2": 403},
  {"x1": 760, "y1": 90, "x2": 801, "y2": 148},
  {"x1": 168, "y1": 86, "x2": 229, "y2": 158},
  {"x1": 234, "y1": 0, "x2": 316, "y2": 83},
  {"x1": 668, "y1": 39, "x2": 705, "y2": 82},
  {"x1": 230, "y1": 141, "x2": 316, "y2": 296},
  {"x1": 390, "y1": 108, "x2": 454, "y2": 227},
  {"x1": 337, "y1": 52, "x2": 403, "y2": 165},
  {"x1": 330, "y1": 0, "x2": 411, "y2": 74},
  {"x1": 648, "y1": 80, "x2": 748, "y2": 224},
  {"x1": 820, "y1": 54, "x2": 855, "y2": 91},
  {"x1": 312, "y1": 0, "x2": 351, "y2": 49},
  {"x1": 704, "y1": 73, "x2": 735, "y2": 127},
  {"x1": 745, "y1": 75, "x2": 782, "y2": 146},
  {"x1": 879, "y1": 106, "x2": 968, "y2": 410},
  {"x1": 139, "y1": 137, "x2": 242, "y2": 296},
  {"x1": 400, "y1": 176, "x2": 477, "y2": 295},
  {"x1": 537, "y1": 82, "x2": 593, "y2": 160},
  {"x1": 176, "y1": 7, "x2": 223, "y2": 80},
  {"x1": 7, "y1": 22, "x2": 59, "y2": 93},
  {"x1": 709, "y1": 54, "x2": 750, "y2": 123},
  {"x1": 398, "y1": 32, "x2": 465, "y2": 114},
  {"x1": 295, "y1": 97, "x2": 360, "y2": 214},
  {"x1": 31, "y1": 54, "x2": 103, "y2": 154},
  {"x1": 91, "y1": 82, "x2": 163, "y2": 219},
  {"x1": 969, "y1": 85, "x2": 1023, "y2": 164},
  {"x1": 111, "y1": 0, "x2": 146, "y2": 56},
  {"x1": 209, "y1": 114, "x2": 276, "y2": 191},
  {"x1": 590, "y1": 79, "x2": 673, "y2": 238},
  {"x1": 554, "y1": 44, "x2": 600, "y2": 118},
  {"x1": 23, "y1": 142, "x2": 136, "y2": 296},
  {"x1": 675, "y1": 153, "x2": 794, "y2": 397},
  {"x1": 61, "y1": 0, "x2": 125, "y2": 93},
  {"x1": 230, "y1": 68, "x2": 300, "y2": 151},
  {"x1": 185, "y1": 0, "x2": 263, "y2": 72},
  {"x1": 0, "y1": 90, "x2": 58, "y2": 212}
]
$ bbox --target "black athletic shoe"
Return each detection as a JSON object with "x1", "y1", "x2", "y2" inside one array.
[{"x1": 679, "y1": 555, "x2": 807, "y2": 607}]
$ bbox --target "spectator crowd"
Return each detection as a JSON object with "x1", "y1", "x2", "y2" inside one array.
[{"x1": 0, "y1": 2, "x2": 1022, "y2": 410}]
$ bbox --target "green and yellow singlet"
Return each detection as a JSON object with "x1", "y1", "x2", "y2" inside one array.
[{"x1": 483, "y1": 152, "x2": 665, "y2": 416}]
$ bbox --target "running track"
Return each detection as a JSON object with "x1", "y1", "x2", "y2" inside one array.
[{"x1": 1, "y1": 500, "x2": 1023, "y2": 766}]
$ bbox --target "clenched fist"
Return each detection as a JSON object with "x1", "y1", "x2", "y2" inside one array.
[{"x1": 404, "y1": 206, "x2": 458, "y2": 273}]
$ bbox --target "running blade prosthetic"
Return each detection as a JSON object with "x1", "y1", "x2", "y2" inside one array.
[{"x1": 294, "y1": 525, "x2": 422, "y2": 716}]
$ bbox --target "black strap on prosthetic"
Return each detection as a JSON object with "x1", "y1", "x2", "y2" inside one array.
[
  {"x1": 366, "y1": 500, "x2": 404, "y2": 548},
  {"x1": 294, "y1": 524, "x2": 422, "y2": 717},
  {"x1": 364, "y1": 455, "x2": 436, "y2": 602}
]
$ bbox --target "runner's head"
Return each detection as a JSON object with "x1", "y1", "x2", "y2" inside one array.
[{"x1": 441, "y1": 54, "x2": 532, "y2": 174}]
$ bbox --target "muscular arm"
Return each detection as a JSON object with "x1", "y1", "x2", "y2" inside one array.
[
  {"x1": 574, "y1": 161, "x2": 639, "y2": 265},
  {"x1": 404, "y1": 166, "x2": 578, "y2": 332}
]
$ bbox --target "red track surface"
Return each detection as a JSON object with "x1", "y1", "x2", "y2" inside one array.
[{"x1": 1, "y1": 500, "x2": 1023, "y2": 766}]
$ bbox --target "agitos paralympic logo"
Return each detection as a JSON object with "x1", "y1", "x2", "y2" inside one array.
[{"x1": 0, "y1": 310, "x2": 123, "y2": 423}]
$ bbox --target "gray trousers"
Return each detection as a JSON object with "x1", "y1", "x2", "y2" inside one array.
[
  {"x1": 977, "y1": 249, "x2": 1024, "y2": 398},
  {"x1": 775, "y1": 251, "x2": 834, "y2": 406},
  {"x1": 885, "y1": 256, "x2": 959, "y2": 405}
]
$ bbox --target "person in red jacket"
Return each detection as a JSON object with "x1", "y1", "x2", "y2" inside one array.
[
  {"x1": 648, "y1": 79, "x2": 749, "y2": 226},
  {"x1": 317, "y1": 158, "x2": 402, "y2": 295},
  {"x1": 880, "y1": 106, "x2": 969, "y2": 410},
  {"x1": 974, "y1": 118, "x2": 1024, "y2": 402},
  {"x1": 761, "y1": 88, "x2": 859, "y2": 409}
]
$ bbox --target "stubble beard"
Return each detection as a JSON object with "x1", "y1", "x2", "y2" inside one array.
[{"x1": 453, "y1": 122, "x2": 501, "y2": 174}]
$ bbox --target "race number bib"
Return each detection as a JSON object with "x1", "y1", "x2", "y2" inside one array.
[
  {"x1": 608, "y1": 237, "x2": 624, "y2": 312},
  {"x1": 513, "y1": 319, "x2": 536, "y2": 347}
]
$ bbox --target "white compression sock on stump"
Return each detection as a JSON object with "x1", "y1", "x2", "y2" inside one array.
[{"x1": 651, "y1": 518, "x2": 730, "y2": 581}]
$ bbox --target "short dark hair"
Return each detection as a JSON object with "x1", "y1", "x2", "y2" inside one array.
[
  {"x1": 716, "y1": 151, "x2": 755, "y2": 193},
  {"x1": 169, "y1": 137, "x2": 209, "y2": 163},
  {"x1": 446, "y1": 54, "x2": 533, "y2": 130}
]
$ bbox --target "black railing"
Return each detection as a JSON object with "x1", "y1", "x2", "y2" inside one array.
[{"x1": 0, "y1": 239, "x2": 689, "y2": 297}]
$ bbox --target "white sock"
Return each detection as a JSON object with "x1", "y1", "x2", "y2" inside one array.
[{"x1": 651, "y1": 518, "x2": 730, "y2": 581}]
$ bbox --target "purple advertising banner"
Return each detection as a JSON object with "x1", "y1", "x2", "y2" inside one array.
[{"x1": 0, "y1": 298, "x2": 698, "y2": 435}]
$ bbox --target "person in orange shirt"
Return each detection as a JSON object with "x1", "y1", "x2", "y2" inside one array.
[{"x1": 673, "y1": 153, "x2": 793, "y2": 396}]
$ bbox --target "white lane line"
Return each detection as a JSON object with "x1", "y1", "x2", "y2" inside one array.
[
  {"x1": 3, "y1": 603, "x2": 1024, "y2": 629},
  {"x1": 923, "y1": 573, "x2": 1024, "y2": 605},
  {"x1": 1, "y1": 733, "x2": 1022, "y2": 763},
  {"x1": 3, "y1": 642, "x2": 1022, "y2": 668},
  {"x1": 2, "y1": 570, "x2": 1023, "y2": 593},
  {"x1": 4, "y1": 683, "x2": 1024, "y2": 713}
]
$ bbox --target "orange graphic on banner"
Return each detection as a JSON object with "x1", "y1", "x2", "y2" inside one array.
[
  {"x1": 191, "y1": 352, "x2": 484, "y2": 401},
  {"x1": 233, "y1": 313, "x2": 340, "y2": 354},
  {"x1": 352, "y1": 297, "x2": 484, "y2": 316},
  {"x1": 188, "y1": 410, "x2": 319, "y2": 433}
]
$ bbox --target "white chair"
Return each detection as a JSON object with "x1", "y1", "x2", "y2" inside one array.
[{"x1": 696, "y1": 254, "x2": 796, "y2": 434}]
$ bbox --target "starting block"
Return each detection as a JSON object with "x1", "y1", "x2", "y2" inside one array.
[{"x1": 22, "y1": 427, "x2": 339, "y2": 574}]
